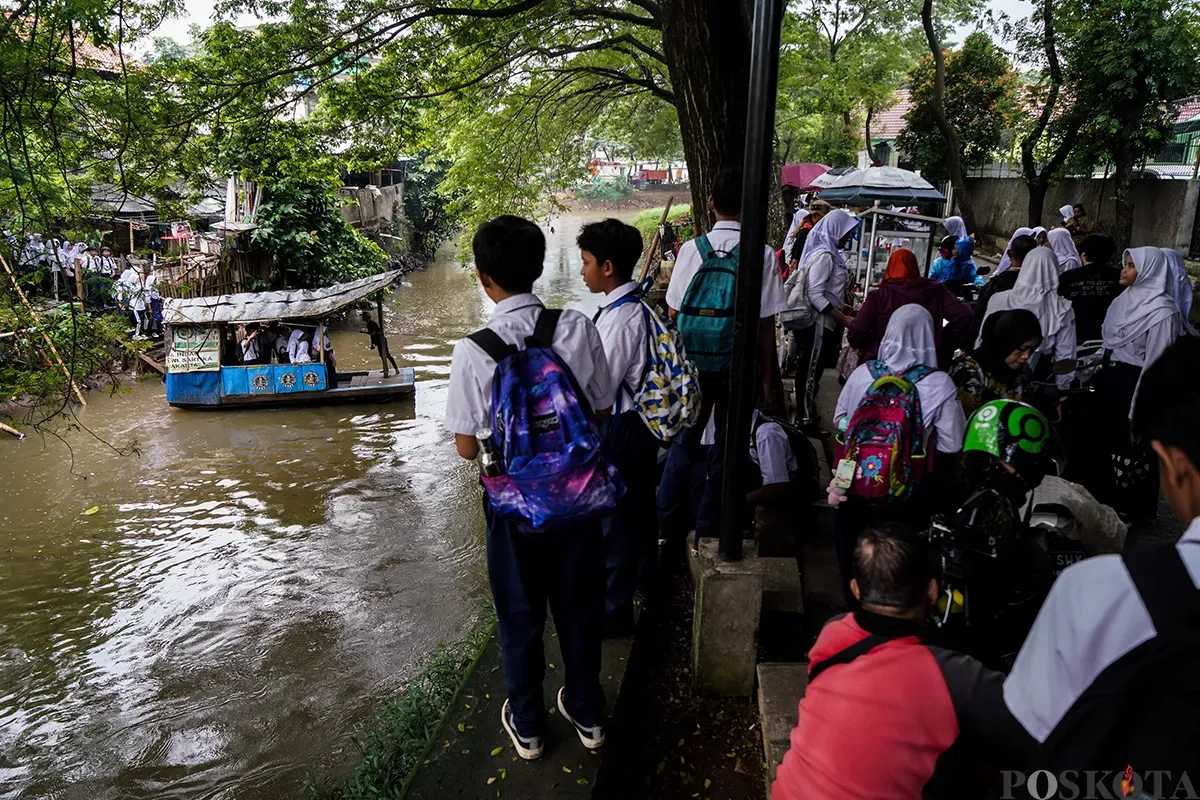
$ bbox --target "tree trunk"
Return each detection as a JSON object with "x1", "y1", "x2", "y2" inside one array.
[
  {"x1": 1111, "y1": 120, "x2": 1139, "y2": 251},
  {"x1": 660, "y1": 0, "x2": 753, "y2": 234},
  {"x1": 920, "y1": 0, "x2": 976, "y2": 233},
  {"x1": 864, "y1": 107, "x2": 875, "y2": 166},
  {"x1": 1027, "y1": 177, "x2": 1049, "y2": 230}
]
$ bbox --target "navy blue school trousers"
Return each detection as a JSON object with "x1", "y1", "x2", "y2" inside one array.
[
  {"x1": 485, "y1": 498, "x2": 606, "y2": 737},
  {"x1": 657, "y1": 371, "x2": 728, "y2": 543},
  {"x1": 603, "y1": 409, "x2": 660, "y2": 620}
]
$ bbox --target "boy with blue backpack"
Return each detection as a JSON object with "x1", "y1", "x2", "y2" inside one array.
[
  {"x1": 579, "y1": 218, "x2": 663, "y2": 637},
  {"x1": 660, "y1": 167, "x2": 788, "y2": 545},
  {"x1": 445, "y1": 215, "x2": 621, "y2": 761}
]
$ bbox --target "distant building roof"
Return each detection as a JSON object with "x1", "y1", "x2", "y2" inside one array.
[
  {"x1": 872, "y1": 90, "x2": 913, "y2": 141},
  {"x1": 1176, "y1": 96, "x2": 1200, "y2": 126},
  {"x1": 73, "y1": 38, "x2": 130, "y2": 74}
]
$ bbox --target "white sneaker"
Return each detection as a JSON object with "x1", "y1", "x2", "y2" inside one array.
[
  {"x1": 557, "y1": 687, "x2": 605, "y2": 749},
  {"x1": 501, "y1": 699, "x2": 544, "y2": 760}
]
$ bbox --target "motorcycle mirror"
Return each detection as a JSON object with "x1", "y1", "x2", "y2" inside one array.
[
  {"x1": 976, "y1": 265, "x2": 991, "y2": 276},
  {"x1": 1052, "y1": 358, "x2": 1077, "y2": 375}
]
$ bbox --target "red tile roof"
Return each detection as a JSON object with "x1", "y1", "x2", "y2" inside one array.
[
  {"x1": 1176, "y1": 96, "x2": 1200, "y2": 125},
  {"x1": 72, "y1": 37, "x2": 131, "y2": 73},
  {"x1": 871, "y1": 89, "x2": 913, "y2": 141}
]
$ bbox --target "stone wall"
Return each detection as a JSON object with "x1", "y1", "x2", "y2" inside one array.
[
  {"x1": 962, "y1": 177, "x2": 1200, "y2": 254},
  {"x1": 340, "y1": 183, "x2": 404, "y2": 231}
]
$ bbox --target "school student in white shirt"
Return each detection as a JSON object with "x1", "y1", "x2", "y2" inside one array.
[
  {"x1": 661, "y1": 167, "x2": 787, "y2": 545},
  {"x1": 579, "y1": 218, "x2": 658, "y2": 638},
  {"x1": 445, "y1": 215, "x2": 615, "y2": 762}
]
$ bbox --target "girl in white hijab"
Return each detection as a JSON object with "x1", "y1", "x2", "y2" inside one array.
[
  {"x1": 1046, "y1": 227, "x2": 1081, "y2": 273},
  {"x1": 1158, "y1": 248, "x2": 1196, "y2": 336},
  {"x1": 1098, "y1": 246, "x2": 1183, "y2": 518},
  {"x1": 793, "y1": 208, "x2": 860, "y2": 427},
  {"x1": 1031, "y1": 226, "x2": 1048, "y2": 246},
  {"x1": 943, "y1": 215, "x2": 968, "y2": 242},
  {"x1": 835, "y1": 304, "x2": 966, "y2": 454},
  {"x1": 994, "y1": 226, "x2": 1033, "y2": 275},
  {"x1": 1059, "y1": 204, "x2": 1074, "y2": 225},
  {"x1": 977, "y1": 248, "x2": 1077, "y2": 389}
]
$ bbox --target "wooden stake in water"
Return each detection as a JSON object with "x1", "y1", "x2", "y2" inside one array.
[{"x1": 0, "y1": 254, "x2": 87, "y2": 406}]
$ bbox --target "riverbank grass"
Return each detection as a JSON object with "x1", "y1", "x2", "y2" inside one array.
[
  {"x1": 305, "y1": 615, "x2": 496, "y2": 800},
  {"x1": 631, "y1": 204, "x2": 692, "y2": 246}
]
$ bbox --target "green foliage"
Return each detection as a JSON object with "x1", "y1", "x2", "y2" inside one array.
[
  {"x1": 897, "y1": 32, "x2": 1019, "y2": 183},
  {"x1": 1058, "y1": 0, "x2": 1200, "y2": 175},
  {"x1": 304, "y1": 616, "x2": 496, "y2": 800},
  {"x1": 402, "y1": 154, "x2": 461, "y2": 262},
  {"x1": 251, "y1": 177, "x2": 386, "y2": 288},
  {"x1": 575, "y1": 180, "x2": 634, "y2": 207},
  {"x1": 630, "y1": 204, "x2": 693, "y2": 245}
]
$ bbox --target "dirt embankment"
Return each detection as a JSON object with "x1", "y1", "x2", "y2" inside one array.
[{"x1": 565, "y1": 186, "x2": 688, "y2": 212}]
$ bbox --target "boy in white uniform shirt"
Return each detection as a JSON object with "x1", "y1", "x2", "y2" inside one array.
[
  {"x1": 660, "y1": 167, "x2": 788, "y2": 546},
  {"x1": 446, "y1": 215, "x2": 615, "y2": 762},
  {"x1": 579, "y1": 218, "x2": 658, "y2": 638}
]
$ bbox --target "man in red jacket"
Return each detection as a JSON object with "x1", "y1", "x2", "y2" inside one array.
[{"x1": 772, "y1": 522, "x2": 1033, "y2": 800}]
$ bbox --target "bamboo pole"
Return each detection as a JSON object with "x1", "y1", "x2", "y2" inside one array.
[
  {"x1": 0, "y1": 421, "x2": 23, "y2": 440},
  {"x1": 636, "y1": 196, "x2": 675, "y2": 284},
  {"x1": 0, "y1": 254, "x2": 86, "y2": 406}
]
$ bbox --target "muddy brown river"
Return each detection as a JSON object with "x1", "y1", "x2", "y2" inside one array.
[{"x1": 0, "y1": 212, "x2": 620, "y2": 798}]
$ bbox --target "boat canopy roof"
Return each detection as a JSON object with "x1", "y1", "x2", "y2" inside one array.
[{"x1": 163, "y1": 270, "x2": 401, "y2": 326}]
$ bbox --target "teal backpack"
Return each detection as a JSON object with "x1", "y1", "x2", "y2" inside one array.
[{"x1": 677, "y1": 235, "x2": 738, "y2": 373}]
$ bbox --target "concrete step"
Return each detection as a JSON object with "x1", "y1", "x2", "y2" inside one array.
[
  {"x1": 757, "y1": 661, "x2": 809, "y2": 795},
  {"x1": 760, "y1": 556, "x2": 804, "y2": 614}
]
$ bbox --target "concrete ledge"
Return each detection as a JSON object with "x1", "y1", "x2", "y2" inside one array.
[
  {"x1": 760, "y1": 556, "x2": 804, "y2": 614},
  {"x1": 757, "y1": 662, "x2": 809, "y2": 793},
  {"x1": 691, "y1": 539, "x2": 763, "y2": 696}
]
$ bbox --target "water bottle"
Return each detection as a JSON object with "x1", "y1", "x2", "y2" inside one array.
[{"x1": 476, "y1": 429, "x2": 504, "y2": 478}]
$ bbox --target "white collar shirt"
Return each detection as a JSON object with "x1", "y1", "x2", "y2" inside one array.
[
  {"x1": 665, "y1": 221, "x2": 786, "y2": 319},
  {"x1": 593, "y1": 281, "x2": 647, "y2": 416},
  {"x1": 701, "y1": 410, "x2": 796, "y2": 485},
  {"x1": 1003, "y1": 516, "x2": 1200, "y2": 744},
  {"x1": 445, "y1": 293, "x2": 615, "y2": 437},
  {"x1": 804, "y1": 250, "x2": 850, "y2": 331}
]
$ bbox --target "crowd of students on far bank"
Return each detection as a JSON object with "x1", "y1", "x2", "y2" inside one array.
[{"x1": 443, "y1": 167, "x2": 1200, "y2": 796}]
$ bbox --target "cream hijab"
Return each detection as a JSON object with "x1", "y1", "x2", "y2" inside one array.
[
  {"x1": 797, "y1": 209, "x2": 859, "y2": 272},
  {"x1": 978, "y1": 248, "x2": 1073, "y2": 345},
  {"x1": 995, "y1": 226, "x2": 1033, "y2": 275},
  {"x1": 1102, "y1": 248, "x2": 1182, "y2": 348},
  {"x1": 1047, "y1": 228, "x2": 1081, "y2": 273}
]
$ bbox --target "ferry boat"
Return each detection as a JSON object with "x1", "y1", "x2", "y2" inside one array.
[{"x1": 162, "y1": 271, "x2": 415, "y2": 409}]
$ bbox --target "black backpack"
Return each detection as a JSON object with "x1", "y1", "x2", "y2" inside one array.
[{"x1": 1035, "y1": 543, "x2": 1200, "y2": 783}]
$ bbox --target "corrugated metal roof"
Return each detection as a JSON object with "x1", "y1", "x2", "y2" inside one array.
[{"x1": 163, "y1": 270, "x2": 401, "y2": 325}]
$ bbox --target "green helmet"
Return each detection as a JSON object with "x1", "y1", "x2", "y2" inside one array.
[{"x1": 963, "y1": 400, "x2": 1062, "y2": 488}]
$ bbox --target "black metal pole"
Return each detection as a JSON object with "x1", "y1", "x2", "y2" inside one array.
[{"x1": 719, "y1": 0, "x2": 785, "y2": 562}]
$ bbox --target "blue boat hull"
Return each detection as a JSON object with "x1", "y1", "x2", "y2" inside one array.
[{"x1": 166, "y1": 366, "x2": 415, "y2": 409}]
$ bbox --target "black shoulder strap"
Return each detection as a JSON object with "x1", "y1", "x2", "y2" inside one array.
[
  {"x1": 1122, "y1": 544, "x2": 1200, "y2": 631},
  {"x1": 467, "y1": 328, "x2": 518, "y2": 363},
  {"x1": 808, "y1": 633, "x2": 893, "y2": 682},
  {"x1": 528, "y1": 308, "x2": 562, "y2": 349}
]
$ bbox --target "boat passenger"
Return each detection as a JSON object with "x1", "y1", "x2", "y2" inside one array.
[
  {"x1": 241, "y1": 323, "x2": 265, "y2": 363},
  {"x1": 288, "y1": 328, "x2": 313, "y2": 364}
]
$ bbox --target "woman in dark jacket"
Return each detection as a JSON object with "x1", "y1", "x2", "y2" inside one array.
[{"x1": 847, "y1": 248, "x2": 973, "y2": 368}]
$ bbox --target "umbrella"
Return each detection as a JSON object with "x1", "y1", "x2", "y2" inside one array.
[
  {"x1": 810, "y1": 166, "x2": 859, "y2": 189},
  {"x1": 817, "y1": 166, "x2": 946, "y2": 205},
  {"x1": 781, "y1": 162, "x2": 830, "y2": 191}
]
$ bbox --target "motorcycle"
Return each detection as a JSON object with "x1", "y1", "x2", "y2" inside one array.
[{"x1": 922, "y1": 476, "x2": 1088, "y2": 670}]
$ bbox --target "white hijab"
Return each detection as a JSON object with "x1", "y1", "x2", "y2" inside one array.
[
  {"x1": 1046, "y1": 228, "x2": 1081, "y2": 273},
  {"x1": 1059, "y1": 204, "x2": 1074, "y2": 224},
  {"x1": 1159, "y1": 248, "x2": 1196, "y2": 336},
  {"x1": 797, "y1": 209, "x2": 859, "y2": 272},
  {"x1": 1031, "y1": 226, "x2": 1047, "y2": 240},
  {"x1": 1103, "y1": 248, "x2": 1182, "y2": 349},
  {"x1": 839, "y1": 304, "x2": 959, "y2": 432},
  {"x1": 878, "y1": 303, "x2": 940, "y2": 373},
  {"x1": 944, "y1": 216, "x2": 967, "y2": 240},
  {"x1": 979, "y1": 248, "x2": 1073, "y2": 345},
  {"x1": 995, "y1": 227, "x2": 1033, "y2": 275}
]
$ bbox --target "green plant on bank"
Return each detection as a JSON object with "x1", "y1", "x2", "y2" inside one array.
[
  {"x1": 304, "y1": 615, "x2": 496, "y2": 800},
  {"x1": 631, "y1": 204, "x2": 694, "y2": 246},
  {"x1": 575, "y1": 180, "x2": 634, "y2": 207},
  {"x1": 0, "y1": 304, "x2": 140, "y2": 419}
]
